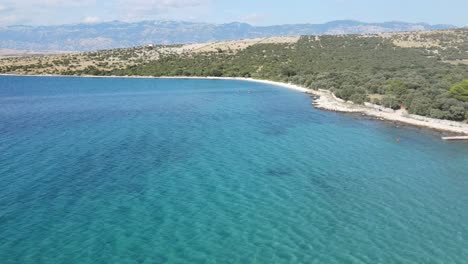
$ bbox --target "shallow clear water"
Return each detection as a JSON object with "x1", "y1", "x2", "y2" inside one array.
[{"x1": 0, "y1": 76, "x2": 467, "y2": 264}]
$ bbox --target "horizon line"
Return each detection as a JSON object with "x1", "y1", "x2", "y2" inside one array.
[{"x1": 1, "y1": 19, "x2": 461, "y2": 29}]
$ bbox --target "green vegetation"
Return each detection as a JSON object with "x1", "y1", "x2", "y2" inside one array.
[
  {"x1": 1, "y1": 30, "x2": 468, "y2": 121},
  {"x1": 449, "y1": 80, "x2": 468, "y2": 102},
  {"x1": 107, "y1": 35, "x2": 468, "y2": 121}
]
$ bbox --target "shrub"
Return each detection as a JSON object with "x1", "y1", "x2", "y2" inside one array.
[
  {"x1": 408, "y1": 97, "x2": 432, "y2": 116},
  {"x1": 386, "y1": 80, "x2": 408, "y2": 97},
  {"x1": 448, "y1": 106, "x2": 466, "y2": 121},
  {"x1": 449, "y1": 80, "x2": 468, "y2": 102},
  {"x1": 210, "y1": 69, "x2": 223, "y2": 77},
  {"x1": 381, "y1": 96, "x2": 401, "y2": 110},
  {"x1": 429, "y1": 109, "x2": 449, "y2": 119},
  {"x1": 280, "y1": 66, "x2": 297, "y2": 77},
  {"x1": 349, "y1": 94, "x2": 367, "y2": 104}
]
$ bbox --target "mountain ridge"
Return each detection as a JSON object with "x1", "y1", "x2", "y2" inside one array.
[{"x1": 0, "y1": 20, "x2": 458, "y2": 52}]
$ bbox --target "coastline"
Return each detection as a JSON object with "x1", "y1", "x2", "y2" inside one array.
[
  {"x1": 1, "y1": 73, "x2": 467, "y2": 136},
  {"x1": 0, "y1": 73, "x2": 309, "y2": 91}
]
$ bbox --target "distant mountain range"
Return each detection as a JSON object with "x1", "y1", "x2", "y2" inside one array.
[{"x1": 0, "y1": 20, "x2": 457, "y2": 52}]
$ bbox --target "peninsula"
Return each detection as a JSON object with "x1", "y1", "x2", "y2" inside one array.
[{"x1": 1, "y1": 29, "x2": 467, "y2": 135}]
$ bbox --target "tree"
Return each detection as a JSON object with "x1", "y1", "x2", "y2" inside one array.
[
  {"x1": 210, "y1": 69, "x2": 223, "y2": 77},
  {"x1": 386, "y1": 80, "x2": 408, "y2": 97},
  {"x1": 381, "y1": 96, "x2": 401, "y2": 110},
  {"x1": 449, "y1": 80, "x2": 468, "y2": 102},
  {"x1": 429, "y1": 109, "x2": 449, "y2": 120},
  {"x1": 280, "y1": 66, "x2": 296, "y2": 77},
  {"x1": 241, "y1": 71, "x2": 251, "y2": 78},
  {"x1": 408, "y1": 97, "x2": 432, "y2": 116},
  {"x1": 448, "y1": 106, "x2": 466, "y2": 121},
  {"x1": 349, "y1": 94, "x2": 367, "y2": 104}
]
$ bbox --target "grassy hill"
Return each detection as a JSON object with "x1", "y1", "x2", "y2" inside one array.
[{"x1": 1, "y1": 29, "x2": 467, "y2": 121}]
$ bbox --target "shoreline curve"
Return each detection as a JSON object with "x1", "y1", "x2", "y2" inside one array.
[{"x1": 1, "y1": 73, "x2": 467, "y2": 136}]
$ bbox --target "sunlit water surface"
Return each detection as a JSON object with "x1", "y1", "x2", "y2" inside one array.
[{"x1": 1, "y1": 76, "x2": 467, "y2": 263}]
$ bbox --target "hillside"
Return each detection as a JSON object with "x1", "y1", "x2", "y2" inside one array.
[
  {"x1": 1, "y1": 29, "x2": 467, "y2": 122},
  {"x1": 0, "y1": 20, "x2": 456, "y2": 52}
]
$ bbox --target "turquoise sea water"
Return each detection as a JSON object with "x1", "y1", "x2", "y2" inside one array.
[{"x1": 0, "y1": 76, "x2": 467, "y2": 263}]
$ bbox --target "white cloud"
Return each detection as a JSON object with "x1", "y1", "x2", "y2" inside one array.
[
  {"x1": 0, "y1": 15, "x2": 17, "y2": 25},
  {"x1": 24, "y1": 0, "x2": 95, "y2": 7},
  {"x1": 240, "y1": 13, "x2": 268, "y2": 24},
  {"x1": 0, "y1": 0, "x2": 98, "y2": 25},
  {"x1": 117, "y1": 0, "x2": 209, "y2": 21},
  {"x1": 2, "y1": 0, "x2": 94, "y2": 7},
  {"x1": 122, "y1": 0, "x2": 207, "y2": 9},
  {"x1": 83, "y1": 16, "x2": 101, "y2": 24},
  {"x1": 43, "y1": 0, "x2": 88, "y2": 4},
  {"x1": 0, "y1": 0, "x2": 211, "y2": 25}
]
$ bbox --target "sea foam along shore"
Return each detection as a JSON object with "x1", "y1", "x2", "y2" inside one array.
[{"x1": 1, "y1": 74, "x2": 468, "y2": 135}]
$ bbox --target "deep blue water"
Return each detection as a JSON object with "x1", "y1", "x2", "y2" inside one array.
[{"x1": 0, "y1": 76, "x2": 467, "y2": 264}]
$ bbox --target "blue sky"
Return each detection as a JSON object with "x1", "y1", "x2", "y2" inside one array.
[{"x1": 0, "y1": 0, "x2": 467, "y2": 26}]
